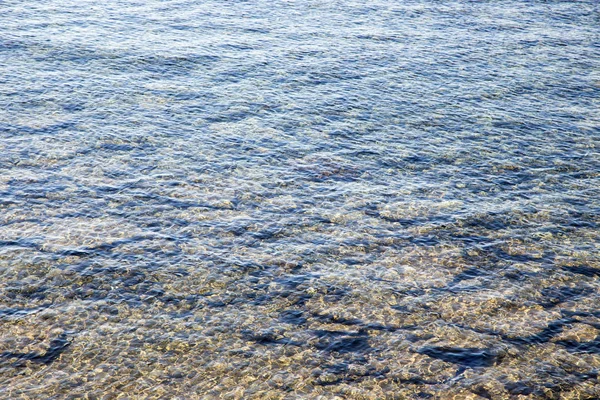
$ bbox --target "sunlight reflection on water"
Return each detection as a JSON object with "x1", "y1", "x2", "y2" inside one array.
[{"x1": 1, "y1": 0, "x2": 599, "y2": 397}]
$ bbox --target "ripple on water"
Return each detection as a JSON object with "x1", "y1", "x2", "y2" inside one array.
[{"x1": 1, "y1": 0, "x2": 600, "y2": 398}]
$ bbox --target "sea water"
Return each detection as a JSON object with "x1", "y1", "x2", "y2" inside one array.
[{"x1": 1, "y1": 0, "x2": 599, "y2": 398}]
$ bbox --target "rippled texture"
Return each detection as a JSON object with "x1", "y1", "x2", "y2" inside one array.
[{"x1": 1, "y1": 0, "x2": 600, "y2": 398}]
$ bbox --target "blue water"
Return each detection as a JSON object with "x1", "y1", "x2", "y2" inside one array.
[{"x1": 1, "y1": 0, "x2": 599, "y2": 398}]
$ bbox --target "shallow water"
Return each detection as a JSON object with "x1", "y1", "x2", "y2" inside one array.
[{"x1": 1, "y1": 0, "x2": 600, "y2": 398}]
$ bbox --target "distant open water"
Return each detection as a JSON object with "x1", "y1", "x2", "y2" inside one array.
[{"x1": 1, "y1": 0, "x2": 600, "y2": 398}]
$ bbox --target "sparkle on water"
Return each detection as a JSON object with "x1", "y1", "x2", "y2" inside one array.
[{"x1": 1, "y1": 0, "x2": 600, "y2": 398}]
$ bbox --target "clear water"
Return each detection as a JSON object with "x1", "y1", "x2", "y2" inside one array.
[{"x1": 1, "y1": 0, "x2": 599, "y2": 398}]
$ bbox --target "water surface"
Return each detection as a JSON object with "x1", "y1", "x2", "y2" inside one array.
[{"x1": 1, "y1": 0, "x2": 600, "y2": 398}]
